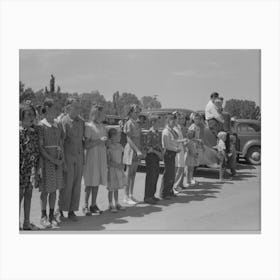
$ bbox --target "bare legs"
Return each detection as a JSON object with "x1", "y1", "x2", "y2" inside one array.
[
  {"x1": 84, "y1": 186, "x2": 99, "y2": 207},
  {"x1": 19, "y1": 187, "x2": 32, "y2": 227},
  {"x1": 124, "y1": 162, "x2": 138, "y2": 200}
]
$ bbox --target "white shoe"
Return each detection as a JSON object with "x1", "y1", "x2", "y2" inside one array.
[
  {"x1": 184, "y1": 183, "x2": 191, "y2": 188},
  {"x1": 191, "y1": 179, "x2": 197, "y2": 185},
  {"x1": 40, "y1": 216, "x2": 51, "y2": 229},
  {"x1": 124, "y1": 198, "x2": 137, "y2": 205}
]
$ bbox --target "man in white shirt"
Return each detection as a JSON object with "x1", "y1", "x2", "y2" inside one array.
[{"x1": 205, "y1": 92, "x2": 224, "y2": 137}]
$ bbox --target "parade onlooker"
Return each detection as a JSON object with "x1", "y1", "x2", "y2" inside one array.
[
  {"x1": 123, "y1": 104, "x2": 143, "y2": 205},
  {"x1": 38, "y1": 99, "x2": 64, "y2": 228},
  {"x1": 19, "y1": 103, "x2": 40, "y2": 230},
  {"x1": 58, "y1": 98, "x2": 85, "y2": 221},
  {"x1": 107, "y1": 128, "x2": 126, "y2": 212},
  {"x1": 83, "y1": 104, "x2": 107, "y2": 215},
  {"x1": 143, "y1": 115, "x2": 163, "y2": 204},
  {"x1": 205, "y1": 92, "x2": 224, "y2": 137},
  {"x1": 159, "y1": 113, "x2": 181, "y2": 199},
  {"x1": 185, "y1": 130, "x2": 199, "y2": 187},
  {"x1": 173, "y1": 112, "x2": 187, "y2": 194}
]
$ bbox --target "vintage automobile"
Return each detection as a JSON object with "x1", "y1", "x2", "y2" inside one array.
[{"x1": 231, "y1": 119, "x2": 261, "y2": 165}]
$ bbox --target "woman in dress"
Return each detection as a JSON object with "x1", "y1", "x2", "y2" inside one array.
[
  {"x1": 123, "y1": 104, "x2": 143, "y2": 205},
  {"x1": 83, "y1": 104, "x2": 107, "y2": 215}
]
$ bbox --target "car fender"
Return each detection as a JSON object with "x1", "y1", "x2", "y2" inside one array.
[{"x1": 242, "y1": 139, "x2": 261, "y2": 157}]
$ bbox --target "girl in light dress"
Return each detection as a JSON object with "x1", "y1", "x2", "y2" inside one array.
[
  {"x1": 107, "y1": 128, "x2": 126, "y2": 212},
  {"x1": 83, "y1": 104, "x2": 108, "y2": 216},
  {"x1": 38, "y1": 98, "x2": 64, "y2": 229}
]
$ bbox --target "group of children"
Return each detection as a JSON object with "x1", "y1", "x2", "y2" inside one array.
[{"x1": 19, "y1": 98, "x2": 234, "y2": 230}]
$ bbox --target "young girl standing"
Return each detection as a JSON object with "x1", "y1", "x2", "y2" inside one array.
[
  {"x1": 38, "y1": 99, "x2": 64, "y2": 228},
  {"x1": 123, "y1": 104, "x2": 143, "y2": 205},
  {"x1": 185, "y1": 130, "x2": 199, "y2": 187},
  {"x1": 19, "y1": 103, "x2": 41, "y2": 230},
  {"x1": 107, "y1": 128, "x2": 126, "y2": 212},
  {"x1": 83, "y1": 104, "x2": 107, "y2": 215}
]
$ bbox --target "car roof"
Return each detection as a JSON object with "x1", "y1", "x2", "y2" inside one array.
[
  {"x1": 141, "y1": 108, "x2": 194, "y2": 115},
  {"x1": 234, "y1": 119, "x2": 261, "y2": 124}
]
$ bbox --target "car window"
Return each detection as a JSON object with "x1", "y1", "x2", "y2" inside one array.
[{"x1": 237, "y1": 123, "x2": 260, "y2": 133}]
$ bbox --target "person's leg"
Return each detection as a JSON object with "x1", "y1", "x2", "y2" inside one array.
[
  {"x1": 40, "y1": 192, "x2": 48, "y2": 218},
  {"x1": 23, "y1": 186, "x2": 32, "y2": 226},
  {"x1": 130, "y1": 162, "x2": 138, "y2": 198},
  {"x1": 124, "y1": 165, "x2": 132, "y2": 199},
  {"x1": 69, "y1": 155, "x2": 83, "y2": 213},
  {"x1": 113, "y1": 190, "x2": 118, "y2": 205},
  {"x1": 151, "y1": 156, "x2": 160, "y2": 198},
  {"x1": 173, "y1": 167, "x2": 184, "y2": 191},
  {"x1": 189, "y1": 166, "x2": 194, "y2": 182},
  {"x1": 60, "y1": 156, "x2": 74, "y2": 212},
  {"x1": 108, "y1": 191, "x2": 113, "y2": 207},
  {"x1": 48, "y1": 191, "x2": 56, "y2": 216},
  {"x1": 159, "y1": 152, "x2": 169, "y2": 198},
  {"x1": 208, "y1": 119, "x2": 219, "y2": 138},
  {"x1": 144, "y1": 154, "x2": 153, "y2": 200},
  {"x1": 19, "y1": 188, "x2": 24, "y2": 225},
  {"x1": 91, "y1": 187, "x2": 99, "y2": 207},
  {"x1": 168, "y1": 153, "x2": 176, "y2": 196},
  {"x1": 84, "y1": 187, "x2": 91, "y2": 208}
]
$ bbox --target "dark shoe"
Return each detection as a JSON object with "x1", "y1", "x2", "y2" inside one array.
[
  {"x1": 159, "y1": 196, "x2": 171, "y2": 200},
  {"x1": 144, "y1": 197, "x2": 157, "y2": 204},
  {"x1": 23, "y1": 222, "x2": 40, "y2": 230},
  {"x1": 68, "y1": 211, "x2": 78, "y2": 222},
  {"x1": 152, "y1": 196, "x2": 160, "y2": 202},
  {"x1": 83, "y1": 207, "x2": 92, "y2": 216},
  {"x1": 90, "y1": 205, "x2": 103, "y2": 215},
  {"x1": 170, "y1": 192, "x2": 178, "y2": 197}
]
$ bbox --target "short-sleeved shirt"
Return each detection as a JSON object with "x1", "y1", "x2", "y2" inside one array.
[
  {"x1": 123, "y1": 118, "x2": 141, "y2": 149},
  {"x1": 161, "y1": 126, "x2": 178, "y2": 152}
]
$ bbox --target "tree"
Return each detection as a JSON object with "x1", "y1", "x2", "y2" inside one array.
[
  {"x1": 140, "y1": 95, "x2": 161, "y2": 109},
  {"x1": 224, "y1": 99, "x2": 260, "y2": 120},
  {"x1": 117, "y1": 92, "x2": 141, "y2": 117}
]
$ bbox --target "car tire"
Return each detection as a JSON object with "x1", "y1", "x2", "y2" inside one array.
[{"x1": 246, "y1": 146, "x2": 261, "y2": 165}]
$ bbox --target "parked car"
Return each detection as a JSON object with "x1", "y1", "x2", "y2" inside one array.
[{"x1": 231, "y1": 119, "x2": 261, "y2": 165}]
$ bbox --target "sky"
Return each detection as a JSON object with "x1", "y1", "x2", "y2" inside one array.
[{"x1": 19, "y1": 49, "x2": 260, "y2": 110}]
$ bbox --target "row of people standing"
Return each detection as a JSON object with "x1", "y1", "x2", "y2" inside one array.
[{"x1": 19, "y1": 95, "x2": 232, "y2": 230}]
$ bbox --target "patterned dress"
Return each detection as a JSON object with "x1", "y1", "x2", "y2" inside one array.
[
  {"x1": 19, "y1": 125, "x2": 40, "y2": 189},
  {"x1": 39, "y1": 119, "x2": 64, "y2": 193},
  {"x1": 107, "y1": 143, "x2": 127, "y2": 191}
]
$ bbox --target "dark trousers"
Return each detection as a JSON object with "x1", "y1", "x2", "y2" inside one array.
[
  {"x1": 144, "y1": 153, "x2": 160, "y2": 200},
  {"x1": 160, "y1": 150, "x2": 176, "y2": 198},
  {"x1": 208, "y1": 119, "x2": 223, "y2": 138}
]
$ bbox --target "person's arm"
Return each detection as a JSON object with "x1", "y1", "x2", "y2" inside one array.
[
  {"x1": 210, "y1": 104, "x2": 224, "y2": 123},
  {"x1": 125, "y1": 121, "x2": 142, "y2": 155},
  {"x1": 38, "y1": 127, "x2": 62, "y2": 166}
]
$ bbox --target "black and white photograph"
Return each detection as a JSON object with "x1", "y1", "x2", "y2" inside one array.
[
  {"x1": 1, "y1": 1, "x2": 280, "y2": 280},
  {"x1": 19, "y1": 49, "x2": 261, "y2": 232}
]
